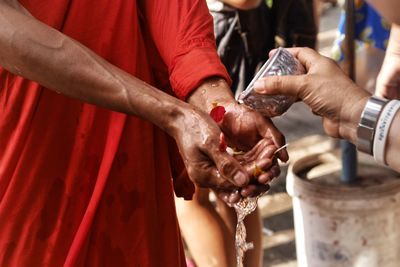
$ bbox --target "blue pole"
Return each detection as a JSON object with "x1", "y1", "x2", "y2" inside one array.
[
  {"x1": 341, "y1": 0, "x2": 358, "y2": 183},
  {"x1": 341, "y1": 141, "x2": 357, "y2": 183}
]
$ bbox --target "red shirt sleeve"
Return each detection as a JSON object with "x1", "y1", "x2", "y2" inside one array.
[{"x1": 140, "y1": 0, "x2": 231, "y2": 100}]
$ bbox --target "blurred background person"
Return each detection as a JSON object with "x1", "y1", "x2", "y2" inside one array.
[
  {"x1": 331, "y1": 0, "x2": 391, "y2": 95},
  {"x1": 254, "y1": 0, "x2": 400, "y2": 174},
  {"x1": 376, "y1": 23, "x2": 400, "y2": 99}
]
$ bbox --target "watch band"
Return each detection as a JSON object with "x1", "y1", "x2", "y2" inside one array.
[
  {"x1": 373, "y1": 100, "x2": 400, "y2": 164},
  {"x1": 356, "y1": 96, "x2": 388, "y2": 155}
]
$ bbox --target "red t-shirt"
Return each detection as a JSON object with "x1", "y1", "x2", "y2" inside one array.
[{"x1": 0, "y1": 0, "x2": 230, "y2": 266}]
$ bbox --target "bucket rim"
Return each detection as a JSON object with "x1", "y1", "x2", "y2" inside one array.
[{"x1": 286, "y1": 152, "x2": 400, "y2": 200}]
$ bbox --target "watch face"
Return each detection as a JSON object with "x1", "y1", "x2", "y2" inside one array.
[
  {"x1": 238, "y1": 47, "x2": 305, "y2": 117},
  {"x1": 357, "y1": 96, "x2": 388, "y2": 154}
]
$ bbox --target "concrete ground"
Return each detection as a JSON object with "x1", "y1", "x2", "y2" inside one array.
[{"x1": 261, "y1": 3, "x2": 340, "y2": 266}]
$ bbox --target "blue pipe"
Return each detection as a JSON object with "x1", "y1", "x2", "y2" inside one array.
[{"x1": 341, "y1": 140, "x2": 358, "y2": 183}]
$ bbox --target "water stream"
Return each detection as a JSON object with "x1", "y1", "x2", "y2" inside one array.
[{"x1": 233, "y1": 196, "x2": 261, "y2": 267}]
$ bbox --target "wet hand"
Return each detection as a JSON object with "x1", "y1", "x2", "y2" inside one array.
[
  {"x1": 218, "y1": 138, "x2": 282, "y2": 204},
  {"x1": 173, "y1": 105, "x2": 259, "y2": 201},
  {"x1": 185, "y1": 77, "x2": 287, "y2": 202},
  {"x1": 216, "y1": 101, "x2": 288, "y2": 162}
]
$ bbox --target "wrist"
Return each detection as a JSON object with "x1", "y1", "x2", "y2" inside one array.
[
  {"x1": 339, "y1": 88, "x2": 370, "y2": 144},
  {"x1": 154, "y1": 98, "x2": 189, "y2": 138},
  {"x1": 355, "y1": 96, "x2": 389, "y2": 154},
  {"x1": 187, "y1": 77, "x2": 236, "y2": 113}
]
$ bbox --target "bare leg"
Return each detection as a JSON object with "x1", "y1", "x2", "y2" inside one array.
[
  {"x1": 175, "y1": 188, "x2": 235, "y2": 267},
  {"x1": 175, "y1": 187, "x2": 262, "y2": 267}
]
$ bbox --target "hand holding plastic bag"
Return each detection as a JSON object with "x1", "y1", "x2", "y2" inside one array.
[{"x1": 238, "y1": 47, "x2": 305, "y2": 117}]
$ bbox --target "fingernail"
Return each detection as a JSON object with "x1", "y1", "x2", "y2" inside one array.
[{"x1": 233, "y1": 172, "x2": 247, "y2": 186}]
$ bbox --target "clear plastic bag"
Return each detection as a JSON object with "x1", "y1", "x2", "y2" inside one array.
[{"x1": 238, "y1": 47, "x2": 305, "y2": 117}]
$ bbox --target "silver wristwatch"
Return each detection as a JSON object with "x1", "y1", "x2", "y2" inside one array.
[{"x1": 357, "y1": 96, "x2": 388, "y2": 155}]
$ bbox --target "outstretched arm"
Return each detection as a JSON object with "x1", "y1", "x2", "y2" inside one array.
[
  {"x1": 254, "y1": 48, "x2": 400, "y2": 173},
  {"x1": 140, "y1": 0, "x2": 288, "y2": 199},
  {"x1": 0, "y1": 1, "x2": 181, "y2": 131},
  {"x1": 0, "y1": 1, "x2": 256, "y2": 197}
]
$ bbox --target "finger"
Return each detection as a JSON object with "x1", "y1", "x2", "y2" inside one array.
[
  {"x1": 240, "y1": 184, "x2": 270, "y2": 198},
  {"x1": 257, "y1": 164, "x2": 281, "y2": 184},
  {"x1": 322, "y1": 118, "x2": 341, "y2": 139},
  {"x1": 217, "y1": 191, "x2": 230, "y2": 204},
  {"x1": 280, "y1": 47, "x2": 323, "y2": 71},
  {"x1": 276, "y1": 148, "x2": 289, "y2": 163},
  {"x1": 189, "y1": 168, "x2": 230, "y2": 190},
  {"x1": 257, "y1": 172, "x2": 274, "y2": 184},
  {"x1": 263, "y1": 120, "x2": 286, "y2": 148},
  {"x1": 257, "y1": 120, "x2": 289, "y2": 162},
  {"x1": 203, "y1": 149, "x2": 249, "y2": 187},
  {"x1": 256, "y1": 142, "x2": 277, "y2": 160},
  {"x1": 244, "y1": 158, "x2": 278, "y2": 186},
  {"x1": 253, "y1": 74, "x2": 304, "y2": 98},
  {"x1": 244, "y1": 157, "x2": 273, "y2": 177},
  {"x1": 376, "y1": 84, "x2": 400, "y2": 100},
  {"x1": 236, "y1": 138, "x2": 274, "y2": 163},
  {"x1": 216, "y1": 190, "x2": 240, "y2": 205},
  {"x1": 268, "y1": 49, "x2": 278, "y2": 58}
]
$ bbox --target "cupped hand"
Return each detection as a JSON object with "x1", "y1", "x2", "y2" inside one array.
[
  {"x1": 235, "y1": 138, "x2": 281, "y2": 185},
  {"x1": 173, "y1": 104, "x2": 274, "y2": 202},
  {"x1": 217, "y1": 138, "x2": 281, "y2": 203},
  {"x1": 210, "y1": 100, "x2": 288, "y2": 203},
  {"x1": 217, "y1": 101, "x2": 288, "y2": 162},
  {"x1": 253, "y1": 47, "x2": 370, "y2": 144},
  {"x1": 183, "y1": 77, "x2": 288, "y2": 202}
]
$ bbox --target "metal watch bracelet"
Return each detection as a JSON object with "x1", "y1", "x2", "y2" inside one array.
[{"x1": 356, "y1": 96, "x2": 388, "y2": 155}]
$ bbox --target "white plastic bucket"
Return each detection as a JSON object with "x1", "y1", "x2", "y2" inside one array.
[{"x1": 287, "y1": 152, "x2": 400, "y2": 267}]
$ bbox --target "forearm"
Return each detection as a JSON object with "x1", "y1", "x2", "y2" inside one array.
[
  {"x1": 341, "y1": 94, "x2": 400, "y2": 173},
  {"x1": 0, "y1": 2, "x2": 187, "y2": 136},
  {"x1": 366, "y1": 0, "x2": 400, "y2": 25},
  {"x1": 387, "y1": 24, "x2": 400, "y2": 55},
  {"x1": 188, "y1": 78, "x2": 235, "y2": 112},
  {"x1": 221, "y1": 0, "x2": 261, "y2": 10}
]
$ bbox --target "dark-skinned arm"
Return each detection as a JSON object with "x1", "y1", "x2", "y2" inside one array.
[
  {"x1": 140, "y1": 0, "x2": 288, "y2": 200},
  {"x1": 0, "y1": 1, "x2": 255, "y2": 197},
  {"x1": 254, "y1": 47, "x2": 400, "y2": 173}
]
